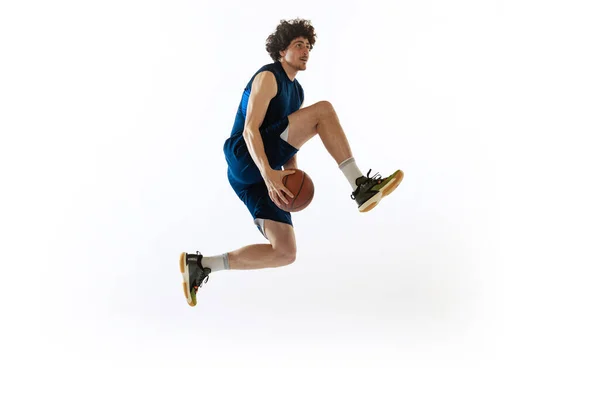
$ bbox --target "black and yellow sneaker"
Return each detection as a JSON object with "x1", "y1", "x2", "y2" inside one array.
[
  {"x1": 351, "y1": 169, "x2": 404, "y2": 212},
  {"x1": 179, "y1": 252, "x2": 211, "y2": 307}
]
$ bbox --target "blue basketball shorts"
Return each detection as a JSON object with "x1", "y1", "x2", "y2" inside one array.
[{"x1": 223, "y1": 117, "x2": 299, "y2": 237}]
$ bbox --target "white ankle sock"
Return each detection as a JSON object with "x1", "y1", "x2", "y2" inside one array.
[
  {"x1": 338, "y1": 157, "x2": 364, "y2": 190},
  {"x1": 202, "y1": 253, "x2": 230, "y2": 272}
]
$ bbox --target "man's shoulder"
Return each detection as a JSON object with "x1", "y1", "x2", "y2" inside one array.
[
  {"x1": 247, "y1": 62, "x2": 281, "y2": 89},
  {"x1": 249, "y1": 62, "x2": 277, "y2": 80},
  {"x1": 255, "y1": 61, "x2": 278, "y2": 74}
]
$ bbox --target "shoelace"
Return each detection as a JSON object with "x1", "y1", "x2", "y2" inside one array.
[
  {"x1": 194, "y1": 275, "x2": 209, "y2": 291},
  {"x1": 350, "y1": 169, "x2": 383, "y2": 199},
  {"x1": 193, "y1": 251, "x2": 210, "y2": 290}
]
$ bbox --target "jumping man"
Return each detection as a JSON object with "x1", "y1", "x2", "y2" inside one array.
[{"x1": 180, "y1": 18, "x2": 404, "y2": 306}]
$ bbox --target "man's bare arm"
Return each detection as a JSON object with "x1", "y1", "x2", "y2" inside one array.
[{"x1": 243, "y1": 71, "x2": 277, "y2": 178}]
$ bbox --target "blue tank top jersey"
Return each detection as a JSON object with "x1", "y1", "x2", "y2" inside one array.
[
  {"x1": 229, "y1": 61, "x2": 304, "y2": 138},
  {"x1": 223, "y1": 61, "x2": 304, "y2": 228}
]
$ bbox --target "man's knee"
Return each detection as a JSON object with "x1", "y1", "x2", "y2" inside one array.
[
  {"x1": 271, "y1": 236, "x2": 296, "y2": 265},
  {"x1": 316, "y1": 100, "x2": 335, "y2": 118},
  {"x1": 264, "y1": 220, "x2": 297, "y2": 266},
  {"x1": 274, "y1": 242, "x2": 296, "y2": 265}
]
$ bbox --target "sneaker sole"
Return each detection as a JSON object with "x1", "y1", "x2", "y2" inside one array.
[
  {"x1": 179, "y1": 252, "x2": 196, "y2": 307},
  {"x1": 381, "y1": 170, "x2": 404, "y2": 197},
  {"x1": 358, "y1": 170, "x2": 404, "y2": 213},
  {"x1": 359, "y1": 192, "x2": 383, "y2": 212}
]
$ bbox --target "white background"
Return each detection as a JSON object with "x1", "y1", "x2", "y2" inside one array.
[{"x1": 1, "y1": 0, "x2": 599, "y2": 398}]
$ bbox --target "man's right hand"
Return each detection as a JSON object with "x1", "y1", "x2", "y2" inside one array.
[{"x1": 263, "y1": 168, "x2": 297, "y2": 209}]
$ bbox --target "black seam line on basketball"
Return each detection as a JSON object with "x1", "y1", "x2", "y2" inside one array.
[
  {"x1": 290, "y1": 171, "x2": 305, "y2": 209},
  {"x1": 294, "y1": 188, "x2": 314, "y2": 209}
]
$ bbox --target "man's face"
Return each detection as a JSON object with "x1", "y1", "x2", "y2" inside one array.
[{"x1": 280, "y1": 37, "x2": 311, "y2": 70}]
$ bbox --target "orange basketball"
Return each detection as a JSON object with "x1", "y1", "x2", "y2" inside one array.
[{"x1": 280, "y1": 168, "x2": 314, "y2": 212}]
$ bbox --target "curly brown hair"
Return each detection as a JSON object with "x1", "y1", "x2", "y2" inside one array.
[{"x1": 265, "y1": 18, "x2": 317, "y2": 62}]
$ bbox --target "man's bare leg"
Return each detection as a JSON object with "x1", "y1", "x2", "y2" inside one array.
[
  {"x1": 287, "y1": 101, "x2": 353, "y2": 165},
  {"x1": 287, "y1": 101, "x2": 365, "y2": 191},
  {"x1": 180, "y1": 220, "x2": 297, "y2": 306},
  {"x1": 286, "y1": 100, "x2": 404, "y2": 211},
  {"x1": 227, "y1": 219, "x2": 296, "y2": 270}
]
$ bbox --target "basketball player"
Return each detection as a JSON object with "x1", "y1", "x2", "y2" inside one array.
[{"x1": 180, "y1": 18, "x2": 403, "y2": 306}]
